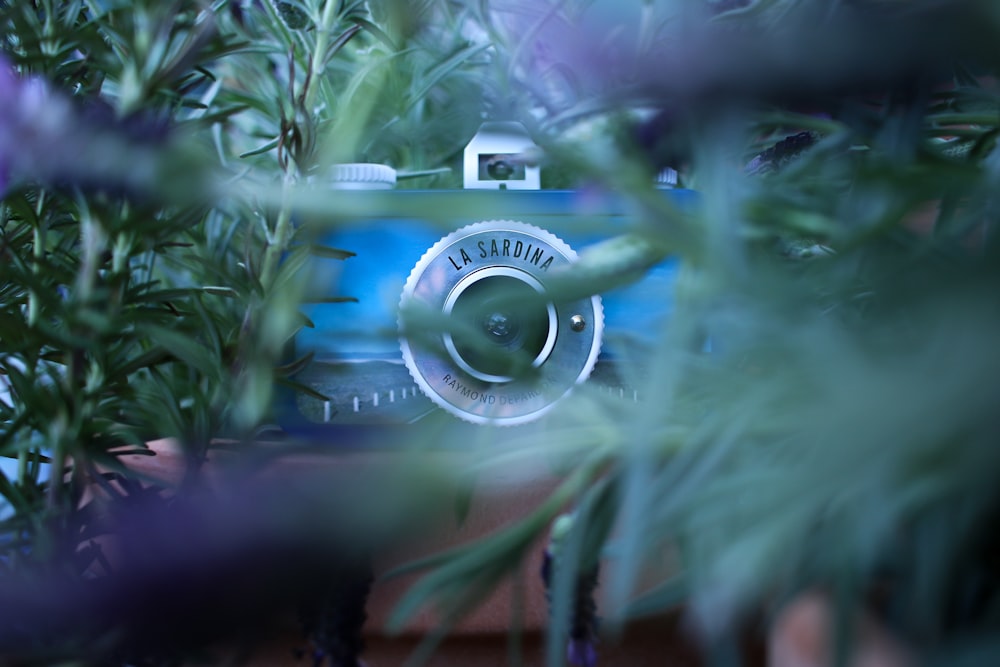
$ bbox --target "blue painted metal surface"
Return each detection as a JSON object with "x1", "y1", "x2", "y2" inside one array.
[{"x1": 279, "y1": 187, "x2": 695, "y2": 435}]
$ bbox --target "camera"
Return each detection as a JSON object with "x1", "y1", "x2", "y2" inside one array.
[{"x1": 280, "y1": 123, "x2": 688, "y2": 432}]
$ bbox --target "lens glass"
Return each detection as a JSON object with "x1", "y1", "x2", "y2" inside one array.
[
  {"x1": 449, "y1": 275, "x2": 550, "y2": 378},
  {"x1": 478, "y1": 154, "x2": 526, "y2": 181}
]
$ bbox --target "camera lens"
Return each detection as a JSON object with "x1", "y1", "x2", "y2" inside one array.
[
  {"x1": 487, "y1": 160, "x2": 515, "y2": 180},
  {"x1": 448, "y1": 275, "x2": 552, "y2": 379},
  {"x1": 479, "y1": 154, "x2": 526, "y2": 181},
  {"x1": 399, "y1": 220, "x2": 603, "y2": 425}
]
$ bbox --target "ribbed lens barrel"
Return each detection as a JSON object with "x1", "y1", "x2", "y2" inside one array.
[{"x1": 399, "y1": 220, "x2": 603, "y2": 426}]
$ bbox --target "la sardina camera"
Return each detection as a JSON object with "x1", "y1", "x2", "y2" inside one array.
[{"x1": 282, "y1": 122, "x2": 689, "y2": 431}]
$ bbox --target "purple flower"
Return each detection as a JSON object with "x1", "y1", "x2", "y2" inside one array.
[
  {"x1": 568, "y1": 637, "x2": 598, "y2": 667},
  {"x1": 0, "y1": 55, "x2": 172, "y2": 198},
  {"x1": 492, "y1": 2, "x2": 648, "y2": 109},
  {"x1": 0, "y1": 57, "x2": 14, "y2": 196},
  {"x1": 540, "y1": 517, "x2": 601, "y2": 667}
]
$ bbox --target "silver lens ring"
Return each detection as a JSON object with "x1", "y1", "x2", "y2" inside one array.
[
  {"x1": 441, "y1": 266, "x2": 559, "y2": 384},
  {"x1": 399, "y1": 220, "x2": 603, "y2": 426}
]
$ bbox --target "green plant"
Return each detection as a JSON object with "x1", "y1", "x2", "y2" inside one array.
[
  {"x1": 3, "y1": 1, "x2": 1000, "y2": 666},
  {"x1": 0, "y1": 1, "x2": 490, "y2": 663},
  {"x1": 381, "y1": 2, "x2": 1000, "y2": 666}
]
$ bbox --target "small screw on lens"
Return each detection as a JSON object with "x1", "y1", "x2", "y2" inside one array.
[
  {"x1": 484, "y1": 312, "x2": 515, "y2": 341},
  {"x1": 570, "y1": 315, "x2": 586, "y2": 332}
]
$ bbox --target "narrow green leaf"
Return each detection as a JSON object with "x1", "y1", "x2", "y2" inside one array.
[
  {"x1": 324, "y1": 24, "x2": 363, "y2": 63},
  {"x1": 351, "y1": 17, "x2": 398, "y2": 50},
  {"x1": 273, "y1": 350, "x2": 315, "y2": 377},
  {"x1": 308, "y1": 244, "x2": 356, "y2": 260},
  {"x1": 300, "y1": 296, "x2": 359, "y2": 304},
  {"x1": 135, "y1": 325, "x2": 218, "y2": 376},
  {"x1": 396, "y1": 167, "x2": 452, "y2": 180},
  {"x1": 405, "y1": 43, "x2": 491, "y2": 114},
  {"x1": 201, "y1": 285, "x2": 240, "y2": 297},
  {"x1": 239, "y1": 136, "x2": 281, "y2": 158},
  {"x1": 275, "y1": 376, "x2": 330, "y2": 402}
]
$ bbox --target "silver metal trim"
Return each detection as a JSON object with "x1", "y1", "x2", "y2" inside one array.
[
  {"x1": 441, "y1": 266, "x2": 558, "y2": 384},
  {"x1": 399, "y1": 220, "x2": 603, "y2": 426}
]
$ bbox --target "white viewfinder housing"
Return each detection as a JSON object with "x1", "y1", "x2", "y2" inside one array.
[{"x1": 463, "y1": 122, "x2": 541, "y2": 190}]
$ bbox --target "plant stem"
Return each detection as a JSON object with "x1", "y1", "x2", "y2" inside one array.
[
  {"x1": 259, "y1": 171, "x2": 295, "y2": 288},
  {"x1": 305, "y1": 0, "x2": 340, "y2": 114},
  {"x1": 259, "y1": 0, "x2": 340, "y2": 288},
  {"x1": 16, "y1": 450, "x2": 28, "y2": 487},
  {"x1": 27, "y1": 192, "x2": 46, "y2": 328}
]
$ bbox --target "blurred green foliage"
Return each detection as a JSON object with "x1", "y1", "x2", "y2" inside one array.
[
  {"x1": 1, "y1": 1, "x2": 1000, "y2": 666},
  {"x1": 0, "y1": 0, "x2": 492, "y2": 662}
]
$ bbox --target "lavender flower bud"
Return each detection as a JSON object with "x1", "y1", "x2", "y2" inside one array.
[
  {"x1": 541, "y1": 514, "x2": 601, "y2": 667},
  {"x1": 744, "y1": 131, "x2": 819, "y2": 176},
  {"x1": 0, "y1": 59, "x2": 14, "y2": 196},
  {"x1": 568, "y1": 637, "x2": 598, "y2": 667},
  {"x1": 271, "y1": 0, "x2": 310, "y2": 29},
  {"x1": 0, "y1": 55, "x2": 177, "y2": 199}
]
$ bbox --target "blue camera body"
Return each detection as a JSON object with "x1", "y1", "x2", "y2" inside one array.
[{"x1": 279, "y1": 125, "x2": 691, "y2": 434}]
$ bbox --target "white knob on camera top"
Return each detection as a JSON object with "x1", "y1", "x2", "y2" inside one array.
[
  {"x1": 328, "y1": 163, "x2": 397, "y2": 190},
  {"x1": 655, "y1": 167, "x2": 679, "y2": 189}
]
